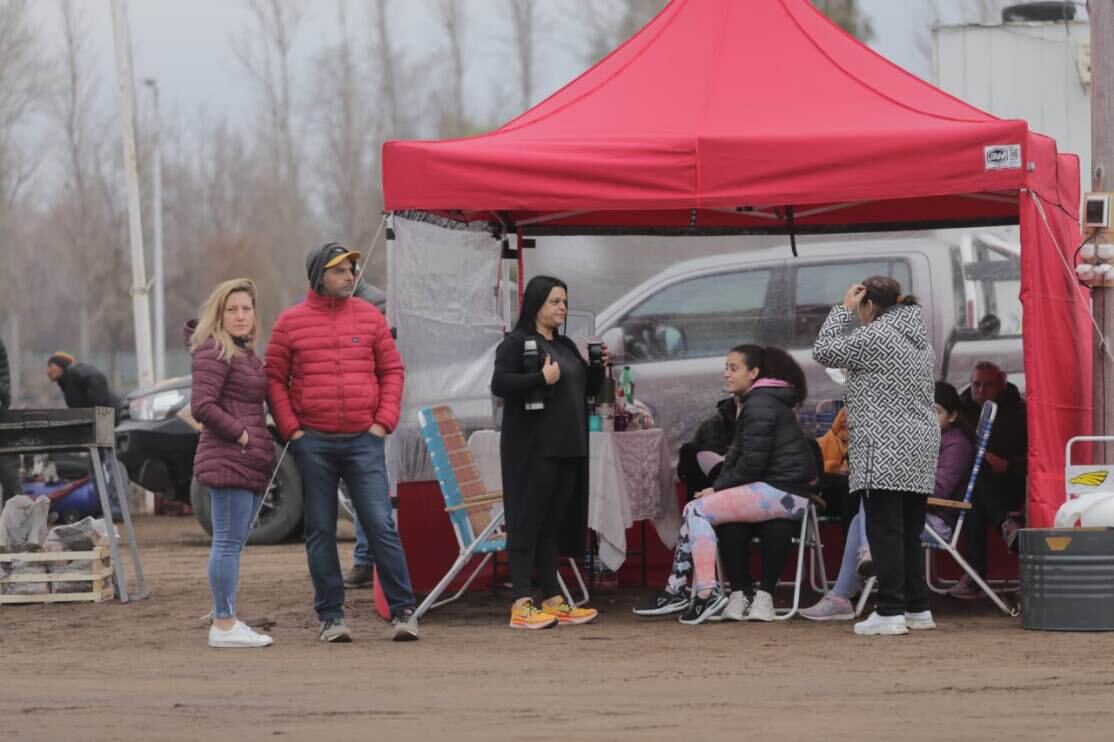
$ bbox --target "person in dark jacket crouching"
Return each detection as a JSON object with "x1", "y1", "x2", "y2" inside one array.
[
  {"x1": 492, "y1": 275, "x2": 604, "y2": 630},
  {"x1": 634, "y1": 344, "x2": 817, "y2": 625},
  {"x1": 188, "y1": 278, "x2": 276, "y2": 648}
]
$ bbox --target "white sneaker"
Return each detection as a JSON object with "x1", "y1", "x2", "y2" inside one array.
[
  {"x1": 853, "y1": 611, "x2": 909, "y2": 636},
  {"x1": 744, "y1": 590, "x2": 775, "y2": 622},
  {"x1": 713, "y1": 590, "x2": 750, "y2": 621},
  {"x1": 904, "y1": 610, "x2": 936, "y2": 630},
  {"x1": 209, "y1": 621, "x2": 272, "y2": 648}
]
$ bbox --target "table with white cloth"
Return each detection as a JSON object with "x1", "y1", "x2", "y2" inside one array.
[{"x1": 467, "y1": 428, "x2": 681, "y2": 574}]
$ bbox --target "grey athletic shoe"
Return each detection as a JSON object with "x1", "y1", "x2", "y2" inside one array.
[
  {"x1": 319, "y1": 618, "x2": 353, "y2": 642},
  {"x1": 391, "y1": 609, "x2": 420, "y2": 642}
]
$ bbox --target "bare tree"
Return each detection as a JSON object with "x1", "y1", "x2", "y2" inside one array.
[
  {"x1": 0, "y1": 0, "x2": 41, "y2": 210},
  {"x1": 811, "y1": 0, "x2": 874, "y2": 42},
  {"x1": 48, "y1": 0, "x2": 132, "y2": 378},
  {"x1": 579, "y1": 0, "x2": 667, "y2": 66},
  {"x1": 432, "y1": 0, "x2": 471, "y2": 136},
  {"x1": 233, "y1": 0, "x2": 307, "y2": 195},
  {"x1": 314, "y1": 2, "x2": 379, "y2": 256},
  {"x1": 507, "y1": 0, "x2": 538, "y2": 113}
]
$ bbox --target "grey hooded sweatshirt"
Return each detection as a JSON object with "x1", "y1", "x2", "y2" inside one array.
[{"x1": 812, "y1": 304, "x2": 939, "y2": 495}]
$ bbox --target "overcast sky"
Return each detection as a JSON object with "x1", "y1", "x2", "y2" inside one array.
[{"x1": 28, "y1": 0, "x2": 990, "y2": 137}]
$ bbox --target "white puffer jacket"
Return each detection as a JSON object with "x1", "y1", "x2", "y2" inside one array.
[{"x1": 813, "y1": 304, "x2": 939, "y2": 494}]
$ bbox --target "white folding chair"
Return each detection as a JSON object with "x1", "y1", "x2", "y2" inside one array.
[
  {"x1": 413, "y1": 405, "x2": 588, "y2": 619},
  {"x1": 856, "y1": 401, "x2": 1017, "y2": 617}
]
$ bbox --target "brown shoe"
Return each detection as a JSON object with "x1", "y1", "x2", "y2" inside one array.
[{"x1": 342, "y1": 563, "x2": 373, "y2": 587}]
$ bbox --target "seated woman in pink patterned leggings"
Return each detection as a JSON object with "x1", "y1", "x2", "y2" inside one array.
[{"x1": 633, "y1": 345, "x2": 817, "y2": 625}]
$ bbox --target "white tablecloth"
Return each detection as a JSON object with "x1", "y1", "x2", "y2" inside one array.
[{"x1": 467, "y1": 429, "x2": 681, "y2": 571}]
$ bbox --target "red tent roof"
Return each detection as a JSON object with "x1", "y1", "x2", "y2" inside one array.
[{"x1": 382, "y1": 0, "x2": 1077, "y2": 234}]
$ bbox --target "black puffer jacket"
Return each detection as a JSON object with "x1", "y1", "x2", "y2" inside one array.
[
  {"x1": 713, "y1": 384, "x2": 816, "y2": 497},
  {"x1": 689, "y1": 397, "x2": 739, "y2": 455}
]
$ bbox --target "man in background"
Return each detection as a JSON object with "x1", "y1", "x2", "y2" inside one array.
[
  {"x1": 949, "y1": 361, "x2": 1027, "y2": 599},
  {"x1": 0, "y1": 336, "x2": 21, "y2": 501}
]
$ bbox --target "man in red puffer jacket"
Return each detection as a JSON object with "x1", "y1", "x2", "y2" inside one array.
[{"x1": 266, "y1": 242, "x2": 417, "y2": 643}]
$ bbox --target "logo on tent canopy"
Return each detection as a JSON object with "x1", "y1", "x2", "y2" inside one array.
[{"x1": 984, "y1": 144, "x2": 1021, "y2": 171}]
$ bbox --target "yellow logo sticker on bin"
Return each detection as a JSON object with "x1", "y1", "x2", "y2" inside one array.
[
  {"x1": 1045, "y1": 536, "x2": 1072, "y2": 552},
  {"x1": 1069, "y1": 471, "x2": 1109, "y2": 487}
]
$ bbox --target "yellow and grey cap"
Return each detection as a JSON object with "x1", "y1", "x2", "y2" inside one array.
[{"x1": 324, "y1": 244, "x2": 362, "y2": 268}]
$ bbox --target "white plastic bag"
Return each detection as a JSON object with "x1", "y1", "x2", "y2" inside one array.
[
  {"x1": 1053, "y1": 492, "x2": 1114, "y2": 528},
  {"x1": 0, "y1": 495, "x2": 51, "y2": 550}
]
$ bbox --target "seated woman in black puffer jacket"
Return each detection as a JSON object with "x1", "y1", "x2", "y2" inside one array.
[{"x1": 634, "y1": 345, "x2": 817, "y2": 626}]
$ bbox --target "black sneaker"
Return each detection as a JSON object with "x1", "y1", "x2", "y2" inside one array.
[
  {"x1": 632, "y1": 589, "x2": 689, "y2": 617},
  {"x1": 343, "y1": 563, "x2": 373, "y2": 588},
  {"x1": 319, "y1": 618, "x2": 352, "y2": 642},
  {"x1": 678, "y1": 589, "x2": 727, "y2": 625}
]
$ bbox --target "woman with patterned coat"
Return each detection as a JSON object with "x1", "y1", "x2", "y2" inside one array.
[{"x1": 813, "y1": 276, "x2": 939, "y2": 636}]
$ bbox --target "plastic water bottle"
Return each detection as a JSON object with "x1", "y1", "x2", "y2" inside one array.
[{"x1": 620, "y1": 366, "x2": 634, "y2": 402}]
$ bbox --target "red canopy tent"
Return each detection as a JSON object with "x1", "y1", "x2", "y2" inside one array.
[{"x1": 383, "y1": 0, "x2": 1091, "y2": 526}]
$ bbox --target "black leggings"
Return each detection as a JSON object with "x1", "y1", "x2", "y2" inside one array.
[
  {"x1": 503, "y1": 457, "x2": 580, "y2": 600},
  {"x1": 716, "y1": 519, "x2": 798, "y2": 595}
]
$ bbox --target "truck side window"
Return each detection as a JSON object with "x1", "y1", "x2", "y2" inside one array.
[
  {"x1": 790, "y1": 260, "x2": 912, "y2": 348},
  {"x1": 620, "y1": 269, "x2": 771, "y2": 361}
]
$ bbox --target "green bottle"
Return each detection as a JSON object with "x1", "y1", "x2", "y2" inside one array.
[{"x1": 620, "y1": 366, "x2": 634, "y2": 402}]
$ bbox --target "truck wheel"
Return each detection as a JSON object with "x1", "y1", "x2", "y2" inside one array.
[{"x1": 190, "y1": 444, "x2": 304, "y2": 545}]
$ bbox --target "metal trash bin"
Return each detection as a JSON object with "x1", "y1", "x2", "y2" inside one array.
[{"x1": 1020, "y1": 528, "x2": 1114, "y2": 631}]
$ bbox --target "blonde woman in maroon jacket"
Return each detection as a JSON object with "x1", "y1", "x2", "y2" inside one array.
[{"x1": 189, "y1": 278, "x2": 275, "y2": 648}]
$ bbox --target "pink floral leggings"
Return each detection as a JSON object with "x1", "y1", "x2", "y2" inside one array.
[{"x1": 666, "y1": 482, "x2": 809, "y2": 594}]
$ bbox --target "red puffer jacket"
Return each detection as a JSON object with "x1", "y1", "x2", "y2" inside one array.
[
  {"x1": 265, "y1": 290, "x2": 405, "y2": 440},
  {"x1": 187, "y1": 322, "x2": 276, "y2": 493}
]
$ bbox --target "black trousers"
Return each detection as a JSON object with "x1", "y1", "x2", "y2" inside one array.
[
  {"x1": 716, "y1": 519, "x2": 797, "y2": 595},
  {"x1": 504, "y1": 456, "x2": 580, "y2": 600},
  {"x1": 859, "y1": 489, "x2": 929, "y2": 616},
  {"x1": 963, "y1": 469, "x2": 1025, "y2": 575},
  {"x1": 0, "y1": 454, "x2": 21, "y2": 502}
]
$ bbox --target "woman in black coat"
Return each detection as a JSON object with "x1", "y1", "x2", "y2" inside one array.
[
  {"x1": 491, "y1": 275, "x2": 604, "y2": 630},
  {"x1": 634, "y1": 345, "x2": 817, "y2": 626}
]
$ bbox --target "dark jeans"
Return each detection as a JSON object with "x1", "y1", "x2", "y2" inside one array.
[
  {"x1": 505, "y1": 456, "x2": 579, "y2": 600},
  {"x1": 964, "y1": 468, "x2": 1025, "y2": 575},
  {"x1": 291, "y1": 431, "x2": 414, "y2": 621},
  {"x1": 716, "y1": 519, "x2": 797, "y2": 595},
  {"x1": 859, "y1": 489, "x2": 929, "y2": 616}
]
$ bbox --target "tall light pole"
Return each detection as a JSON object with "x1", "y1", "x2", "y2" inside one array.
[
  {"x1": 1093, "y1": 0, "x2": 1113, "y2": 457},
  {"x1": 110, "y1": 0, "x2": 155, "y2": 389},
  {"x1": 144, "y1": 78, "x2": 165, "y2": 382}
]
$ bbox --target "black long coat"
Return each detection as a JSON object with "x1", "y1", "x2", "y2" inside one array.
[{"x1": 491, "y1": 329, "x2": 603, "y2": 557}]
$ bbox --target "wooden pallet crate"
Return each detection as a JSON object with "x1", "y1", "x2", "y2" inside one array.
[{"x1": 0, "y1": 547, "x2": 115, "y2": 605}]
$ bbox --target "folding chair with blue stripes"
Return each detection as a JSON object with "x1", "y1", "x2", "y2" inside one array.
[
  {"x1": 413, "y1": 405, "x2": 588, "y2": 619},
  {"x1": 856, "y1": 400, "x2": 1017, "y2": 616}
]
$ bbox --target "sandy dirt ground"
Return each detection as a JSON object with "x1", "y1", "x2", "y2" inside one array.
[{"x1": 2, "y1": 515, "x2": 1113, "y2": 742}]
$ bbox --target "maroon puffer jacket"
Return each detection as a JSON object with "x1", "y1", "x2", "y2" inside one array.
[
  {"x1": 265, "y1": 290, "x2": 404, "y2": 440},
  {"x1": 188, "y1": 321, "x2": 276, "y2": 493}
]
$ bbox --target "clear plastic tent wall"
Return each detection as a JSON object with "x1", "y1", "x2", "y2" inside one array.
[{"x1": 386, "y1": 215, "x2": 505, "y2": 481}]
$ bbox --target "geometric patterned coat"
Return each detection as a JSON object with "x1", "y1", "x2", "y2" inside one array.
[{"x1": 813, "y1": 304, "x2": 939, "y2": 495}]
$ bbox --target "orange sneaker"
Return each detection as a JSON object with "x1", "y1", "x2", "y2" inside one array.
[
  {"x1": 541, "y1": 595, "x2": 598, "y2": 625},
  {"x1": 510, "y1": 598, "x2": 559, "y2": 630}
]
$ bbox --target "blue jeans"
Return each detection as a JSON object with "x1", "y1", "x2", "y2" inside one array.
[
  {"x1": 832, "y1": 503, "x2": 952, "y2": 600},
  {"x1": 208, "y1": 488, "x2": 262, "y2": 619},
  {"x1": 353, "y1": 520, "x2": 371, "y2": 567},
  {"x1": 292, "y1": 432, "x2": 414, "y2": 621}
]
